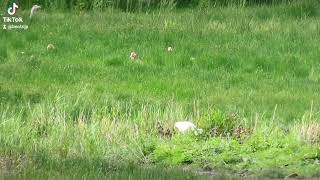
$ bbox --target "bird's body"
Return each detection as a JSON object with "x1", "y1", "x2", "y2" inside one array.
[
  {"x1": 174, "y1": 121, "x2": 196, "y2": 133},
  {"x1": 174, "y1": 121, "x2": 203, "y2": 135},
  {"x1": 30, "y1": 5, "x2": 41, "y2": 19},
  {"x1": 28, "y1": 5, "x2": 41, "y2": 26}
]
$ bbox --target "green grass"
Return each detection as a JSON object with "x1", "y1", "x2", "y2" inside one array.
[{"x1": 1, "y1": 2, "x2": 320, "y2": 179}]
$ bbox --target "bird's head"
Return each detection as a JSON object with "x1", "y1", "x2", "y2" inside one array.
[{"x1": 32, "y1": 5, "x2": 41, "y2": 10}]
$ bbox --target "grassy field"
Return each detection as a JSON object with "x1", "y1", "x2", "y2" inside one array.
[{"x1": 1, "y1": 1, "x2": 320, "y2": 179}]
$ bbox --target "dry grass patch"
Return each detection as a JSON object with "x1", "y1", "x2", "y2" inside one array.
[{"x1": 296, "y1": 122, "x2": 320, "y2": 144}]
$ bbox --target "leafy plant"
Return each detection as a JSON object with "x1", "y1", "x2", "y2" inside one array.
[{"x1": 198, "y1": 110, "x2": 237, "y2": 136}]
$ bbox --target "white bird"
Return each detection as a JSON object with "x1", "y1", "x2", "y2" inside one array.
[
  {"x1": 47, "y1": 44, "x2": 55, "y2": 51},
  {"x1": 30, "y1": 5, "x2": 41, "y2": 19},
  {"x1": 174, "y1": 121, "x2": 203, "y2": 135}
]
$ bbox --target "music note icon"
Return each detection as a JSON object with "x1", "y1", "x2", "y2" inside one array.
[{"x1": 8, "y1": 2, "x2": 19, "y2": 16}]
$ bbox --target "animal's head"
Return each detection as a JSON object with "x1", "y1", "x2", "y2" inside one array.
[
  {"x1": 130, "y1": 52, "x2": 137, "y2": 60},
  {"x1": 32, "y1": 5, "x2": 41, "y2": 10}
]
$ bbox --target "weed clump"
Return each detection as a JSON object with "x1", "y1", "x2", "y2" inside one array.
[
  {"x1": 198, "y1": 110, "x2": 250, "y2": 139},
  {"x1": 156, "y1": 121, "x2": 173, "y2": 138},
  {"x1": 297, "y1": 122, "x2": 320, "y2": 144}
]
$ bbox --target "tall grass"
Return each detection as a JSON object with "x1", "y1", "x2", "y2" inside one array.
[{"x1": 1, "y1": 97, "x2": 320, "y2": 178}]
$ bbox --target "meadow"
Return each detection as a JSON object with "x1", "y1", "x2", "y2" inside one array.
[{"x1": 1, "y1": 1, "x2": 320, "y2": 179}]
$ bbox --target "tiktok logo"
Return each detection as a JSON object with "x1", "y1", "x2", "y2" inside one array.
[
  {"x1": 2, "y1": 2, "x2": 28, "y2": 31},
  {"x1": 7, "y1": 2, "x2": 18, "y2": 16}
]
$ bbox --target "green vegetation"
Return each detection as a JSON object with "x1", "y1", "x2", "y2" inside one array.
[{"x1": 1, "y1": 1, "x2": 320, "y2": 179}]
